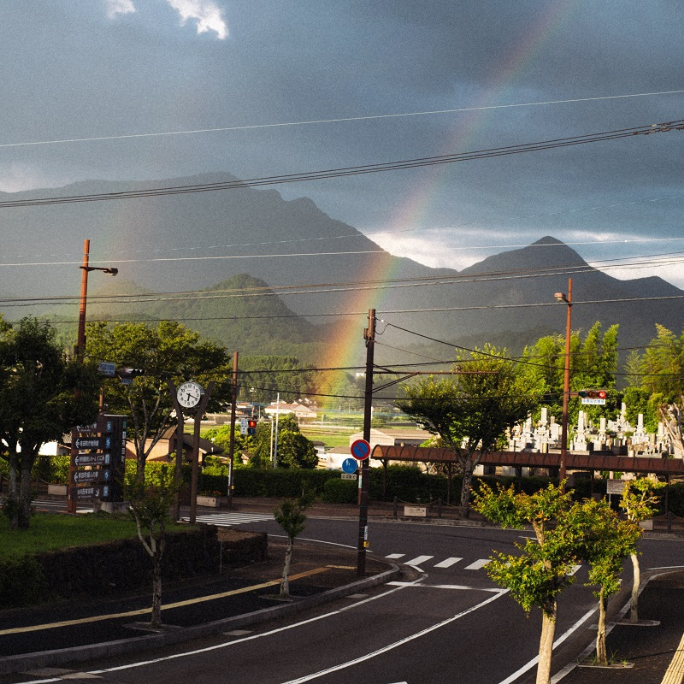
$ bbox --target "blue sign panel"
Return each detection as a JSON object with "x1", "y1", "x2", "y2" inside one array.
[{"x1": 342, "y1": 458, "x2": 358, "y2": 474}]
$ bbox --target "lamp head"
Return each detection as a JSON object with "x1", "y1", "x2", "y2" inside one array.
[{"x1": 554, "y1": 292, "x2": 567, "y2": 303}]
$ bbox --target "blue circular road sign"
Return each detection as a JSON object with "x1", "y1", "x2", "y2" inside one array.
[{"x1": 342, "y1": 458, "x2": 358, "y2": 474}]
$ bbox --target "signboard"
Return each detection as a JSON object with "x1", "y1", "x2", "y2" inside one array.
[
  {"x1": 341, "y1": 473, "x2": 357, "y2": 480},
  {"x1": 97, "y1": 361, "x2": 117, "y2": 377},
  {"x1": 74, "y1": 436, "x2": 111, "y2": 450},
  {"x1": 75, "y1": 453, "x2": 110, "y2": 467},
  {"x1": 76, "y1": 485, "x2": 109, "y2": 499},
  {"x1": 73, "y1": 469, "x2": 110, "y2": 483},
  {"x1": 606, "y1": 479, "x2": 626, "y2": 495},
  {"x1": 350, "y1": 439, "x2": 371, "y2": 461},
  {"x1": 240, "y1": 418, "x2": 248, "y2": 435},
  {"x1": 581, "y1": 398, "x2": 606, "y2": 405},
  {"x1": 342, "y1": 457, "x2": 358, "y2": 474}
]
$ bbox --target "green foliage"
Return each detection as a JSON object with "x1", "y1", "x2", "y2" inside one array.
[
  {"x1": 86, "y1": 320, "x2": 231, "y2": 481},
  {"x1": 0, "y1": 556, "x2": 48, "y2": 607},
  {"x1": 620, "y1": 477, "x2": 665, "y2": 524},
  {"x1": 249, "y1": 414, "x2": 317, "y2": 469},
  {"x1": 238, "y1": 355, "x2": 318, "y2": 404},
  {"x1": 399, "y1": 345, "x2": 542, "y2": 513},
  {"x1": 639, "y1": 324, "x2": 684, "y2": 399},
  {"x1": 322, "y1": 477, "x2": 358, "y2": 504},
  {"x1": 274, "y1": 493, "x2": 312, "y2": 542},
  {"x1": 0, "y1": 317, "x2": 100, "y2": 528}
]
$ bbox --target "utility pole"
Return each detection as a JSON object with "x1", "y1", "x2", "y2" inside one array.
[
  {"x1": 189, "y1": 381, "x2": 214, "y2": 525},
  {"x1": 167, "y1": 379, "x2": 185, "y2": 522},
  {"x1": 227, "y1": 351, "x2": 238, "y2": 509},
  {"x1": 555, "y1": 279, "x2": 573, "y2": 491},
  {"x1": 357, "y1": 309, "x2": 375, "y2": 577}
]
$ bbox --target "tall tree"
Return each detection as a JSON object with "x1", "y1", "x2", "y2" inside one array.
[
  {"x1": 638, "y1": 325, "x2": 684, "y2": 458},
  {"x1": 398, "y1": 346, "x2": 541, "y2": 516},
  {"x1": 273, "y1": 493, "x2": 312, "y2": 598},
  {"x1": 0, "y1": 318, "x2": 100, "y2": 528},
  {"x1": 86, "y1": 321, "x2": 231, "y2": 482}
]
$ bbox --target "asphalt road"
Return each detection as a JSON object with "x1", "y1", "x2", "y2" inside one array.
[{"x1": 9, "y1": 515, "x2": 679, "y2": 684}]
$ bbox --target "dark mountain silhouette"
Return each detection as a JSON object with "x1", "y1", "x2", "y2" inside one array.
[{"x1": 0, "y1": 175, "x2": 681, "y2": 361}]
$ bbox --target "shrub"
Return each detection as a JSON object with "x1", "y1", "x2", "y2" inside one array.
[{"x1": 322, "y1": 477, "x2": 357, "y2": 504}]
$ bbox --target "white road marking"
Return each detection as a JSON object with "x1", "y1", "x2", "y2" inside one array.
[
  {"x1": 388, "y1": 582, "x2": 501, "y2": 592},
  {"x1": 181, "y1": 512, "x2": 274, "y2": 527},
  {"x1": 82, "y1": 579, "x2": 425, "y2": 678},
  {"x1": 464, "y1": 559, "x2": 491, "y2": 570},
  {"x1": 385, "y1": 553, "x2": 405, "y2": 559},
  {"x1": 405, "y1": 555, "x2": 433, "y2": 568},
  {"x1": 567, "y1": 564, "x2": 581, "y2": 576},
  {"x1": 497, "y1": 608, "x2": 596, "y2": 684},
  {"x1": 278, "y1": 590, "x2": 509, "y2": 683},
  {"x1": 434, "y1": 557, "x2": 462, "y2": 568}
]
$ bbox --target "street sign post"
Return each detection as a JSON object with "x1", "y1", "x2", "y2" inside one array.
[{"x1": 350, "y1": 439, "x2": 371, "y2": 461}]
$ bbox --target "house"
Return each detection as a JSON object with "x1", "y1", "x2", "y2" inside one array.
[
  {"x1": 141, "y1": 427, "x2": 224, "y2": 464},
  {"x1": 348, "y1": 428, "x2": 433, "y2": 449},
  {"x1": 264, "y1": 401, "x2": 318, "y2": 423}
]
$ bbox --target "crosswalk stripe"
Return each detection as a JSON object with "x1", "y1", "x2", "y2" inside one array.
[
  {"x1": 405, "y1": 555, "x2": 434, "y2": 567},
  {"x1": 464, "y1": 559, "x2": 491, "y2": 571},
  {"x1": 434, "y1": 557, "x2": 462, "y2": 568},
  {"x1": 385, "y1": 553, "x2": 406, "y2": 560},
  {"x1": 182, "y1": 512, "x2": 274, "y2": 527}
]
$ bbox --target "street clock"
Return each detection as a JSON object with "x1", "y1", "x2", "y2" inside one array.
[{"x1": 177, "y1": 381, "x2": 203, "y2": 409}]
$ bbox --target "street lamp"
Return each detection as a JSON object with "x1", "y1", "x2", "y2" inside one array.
[
  {"x1": 76, "y1": 239, "x2": 118, "y2": 359},
  {"x1": 554, "y1": 278, "x2": 572, "y2": 490}
]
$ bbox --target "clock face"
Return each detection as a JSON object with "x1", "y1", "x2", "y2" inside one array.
[{"x1": 177, "y1": 381, "x2": 202, "y2": 408}]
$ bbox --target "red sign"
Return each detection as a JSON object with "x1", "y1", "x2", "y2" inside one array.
[{"x1": 350, "y1": 439, "x2": 371, "y2": 461}]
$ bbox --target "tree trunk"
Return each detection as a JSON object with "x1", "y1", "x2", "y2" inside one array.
[
  {"x1": 460, "y1": 459, "x2": 473, "y2": 518},
  {"x1": 630, "y1": 552, "x2": 640, "y2": 623},
  {"x1": 280, "y1": 538, "x2": 294, "y2": 597},
  {"x1": 150, "y1": 555, "x2": 163, "y2": 628},
  {"x1": 596, "y1": 587, "x2": 608, "y2": 666},
  {"x1": 536, "y1": 600, "x2": 557, "y2": 684},
  {"x1": 18, "y1": 461, "x2": 32, "y2": 529}
]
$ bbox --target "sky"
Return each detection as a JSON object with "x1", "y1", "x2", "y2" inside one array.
[{"x1": 2, "y1": 1, "x2": 684, "y2": 287}]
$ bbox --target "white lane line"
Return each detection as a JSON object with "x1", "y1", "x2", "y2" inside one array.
[
  {"x1": 279, "y1": 590, "x2": 509, "y2": 683},
  {"x1": 465, "y1": 559, "x2": 491, "y2": 570},
  {"x1": 497, "y1": 608, "x2": 596, "y2": 684},
  {"x1": 388, "y1": 582, "x2": 501, "y2": 592},
  {"x1": 434, "y1": 557, "x2": 462, "y2": 569},
  {"x1": 385, "y1": 553, "x2": 405, "y2": 559},
  {"x1": 85, "y1": 578, "x2": 426, "y2": 677},
  {"x1": 405, "y1": 555, "x2": 433, "y2": 568}
]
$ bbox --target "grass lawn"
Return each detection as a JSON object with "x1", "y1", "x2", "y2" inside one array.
[
  {"x1": 301, "y1": 427, "x2": 357, "y2": 448},
  {"x1": 0, "y1": 513, "x2": 186, "y2": 559}
]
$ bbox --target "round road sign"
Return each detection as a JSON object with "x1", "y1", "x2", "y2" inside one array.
[
  {"x1": 350, "y1": 438, "x2": 371, "y2": 461},
  {"x1": 342, "y1": 457, "x2": 358, "y2": 474}
]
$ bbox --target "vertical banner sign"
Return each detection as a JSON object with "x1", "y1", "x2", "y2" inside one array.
[{"x1": 69, "y1": 414, "x2": 126, "y2": 507}]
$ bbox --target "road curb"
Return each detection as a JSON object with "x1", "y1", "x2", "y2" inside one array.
[{"x1": 0, "y1": 561, "x2": 400, "y2": 676}]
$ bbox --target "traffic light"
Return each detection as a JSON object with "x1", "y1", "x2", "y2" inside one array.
[
  {"x1": 247, "y1": 419, "x2": 257, "y2": 436},
  {"x1": 578, "y1": 389, "x2": 608, "y2": 399}
]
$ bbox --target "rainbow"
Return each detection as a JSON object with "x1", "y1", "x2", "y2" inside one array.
[{"x1": 316, "y1": 0, "x2": 578, "y2": 391}]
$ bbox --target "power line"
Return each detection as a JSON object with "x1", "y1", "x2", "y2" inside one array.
[
  {"x1": 0, "y1": 121, "x2": 681, "y2": 210},
  {"x1": 3, "y1": 89, "x2": 683, "y2": 150}
]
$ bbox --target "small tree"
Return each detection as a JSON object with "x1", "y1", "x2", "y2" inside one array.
[
  {"x1": 576, "y1": 498, "x2": 640, "y2": 666},
  {"x1": 128, "y1": 466, "x2": 177, "y2": 629},
  {"x1": 274, "y1": 493, "x2": 312, "y2": 598},
  {"x1": 251, "y1": 414, "x2": 317, "y2": 469},
  {"x1": 474, "y1": 482, "x2": 584, "y2": 684},
  {"x1": 620, "y1": 477, "x2": 665, "y2": 623}
]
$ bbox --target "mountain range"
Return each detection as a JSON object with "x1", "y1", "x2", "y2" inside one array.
[{"x1": 0, "y1": 173, "x2": 681, "y2": 363}]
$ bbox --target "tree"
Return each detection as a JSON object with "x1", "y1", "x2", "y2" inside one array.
[
  {"x1": 398, "y1": 346, "x2": 541, "y2": 516},
  {"x1": 577, "y1": 498, "x2": 640, "y2": 666},
  {"x1": 249, "y1": 414, "x2": 317, "y2": 469},
  {"x1": 637, "y1": 325, "x2": 684, "y2": 458},
  {"x1": 0, "y1": 318, "x2": 100, "y2": 529},
  {"x1": 620, "y1": 477, "x2": 665, "y2": 623},
  {"x1": 474, "y1": 482, "x2": 582, "y2": 684},
  {"x1": 273, "y1": 493, "x2": 312, "y2": 598},
  {"x1": 128, "y1": 465, "x2": 178, "y2": 629},
  {"x1": 86, "y1": 321, "x2": 231, "y2": 483}
]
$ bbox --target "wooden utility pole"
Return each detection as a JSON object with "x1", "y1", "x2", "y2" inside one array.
[
  {"x1": 167, "y1": 379, "x2": 185, "y2": 522},
  {"x1": 227, "y1": 351, "x2": 238, "y2": 509},
  {"x1": 357, "y1": 309, "x2": 375, "y2": 577}
]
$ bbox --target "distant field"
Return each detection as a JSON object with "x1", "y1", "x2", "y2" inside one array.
[{"x1": 301, "y1": 427, "x2": 357, "y2": 448}]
